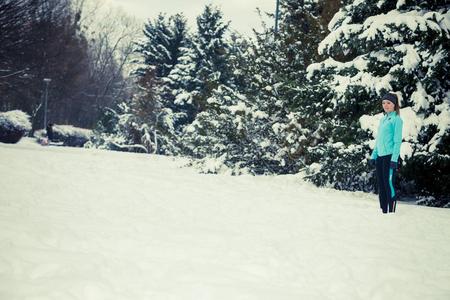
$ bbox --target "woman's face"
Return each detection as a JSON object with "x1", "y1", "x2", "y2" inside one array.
[{"x1": 382, "y1": 100, "x2": 395, "y2": 113}]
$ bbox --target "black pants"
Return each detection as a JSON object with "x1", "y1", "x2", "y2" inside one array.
[{"x1": 376, "y1": 155, "x2": 397, "y2": 213}]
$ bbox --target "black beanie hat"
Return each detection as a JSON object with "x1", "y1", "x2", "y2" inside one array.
[{"x1": 382, "y1": 93, "x2": 398, "y2": 106}]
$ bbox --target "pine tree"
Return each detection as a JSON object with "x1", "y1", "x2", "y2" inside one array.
[
  {"x1": 133, "y1": 12, "x2": 189, "y2": 120},
  {"x1": 175, "y1": 5, "x2": 242, "y2": 159},
  {"x1": 135, "y1": 14, "x2": 174, "y2": 79},
  {"x1": 177, "y1": 10, "x2": 285, "y2": 174},
  {"x1": 305, "y1": 0, "x2": 450, "y2": 199},
  {"x1": 185, "y1": 4, "x2": 233, "y2": 114},
  {"x1": 132, "y1": 13, "x2": 191, "y2": 154},
  {"x1": 228, "y1": 0, "x2": 341, "y2": 174},
  {"x1": 132, "y1": 6, "x2": 234, "y2": 155},
  {"x1": 161, "y1": 33, "x2": 197, "y2": 129},
  {"x1": 179, "y1": 1, "x2": 341, "y2": 174}
]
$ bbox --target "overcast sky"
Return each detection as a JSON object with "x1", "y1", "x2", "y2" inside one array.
[{"x1": 105, "y1": 0, "x2": 277, "y2": 36}]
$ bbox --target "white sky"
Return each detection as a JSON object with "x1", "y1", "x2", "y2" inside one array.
[{"x1": 105, "y1": 0, "x2": 277, "y2": 36}]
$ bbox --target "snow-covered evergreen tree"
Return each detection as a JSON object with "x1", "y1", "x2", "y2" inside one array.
[
  {"x1": 131, "y1": 13, "x2": 191, "y2": 154},
  {"x1": 305, "y1": 0, "x2": 450, "y2": 199},
  {"x1": 138, "y1": 4, "x2": 236, "y2": 158},
  {"x1": 176, "y1": 5, "x2": 237, "y2": 156},
  {"x1": 135, "y1": 14, "x2": 179, "y2": 78},
  {"x1": 162, "y1": 40, "x2": 198, "y2": 129},
  {"x1": 180, "y1": 1, "x2": 338, "y2": 174},
  {"x1": 177, "y1": 12, "x2": 284, "y2": 174},
  {"x1": 179, "y1": 4, "x2": 233, "y2": 115},
  {"x1": 266, "y1": 0, "x2": 339, "y2": 173},
  {"x1": 226, "y1": 0, "x2": 339, "y2": 174}
]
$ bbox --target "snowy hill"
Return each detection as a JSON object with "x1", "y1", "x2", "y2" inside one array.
[{"x1": 0, "y1": 138, "x2": 449, "y2": 300}]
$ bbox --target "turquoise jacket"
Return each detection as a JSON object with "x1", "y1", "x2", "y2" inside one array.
[{"x1": 371, "y1": 111, "x2": 403, "y2": 163}]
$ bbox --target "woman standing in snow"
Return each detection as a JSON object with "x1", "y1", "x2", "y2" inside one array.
[{"x1": 370, "y1": 93, "x2": 403, "y2": 214}]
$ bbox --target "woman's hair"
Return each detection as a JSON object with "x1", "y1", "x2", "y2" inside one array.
[
  {"x1": 395, "y1": 103, "x2": 401, "y2": 115},
  {"x1": 393, "y1": 93, "x2": 401, "y2": 116}
]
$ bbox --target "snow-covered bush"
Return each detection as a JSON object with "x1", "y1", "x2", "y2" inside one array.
[
  {"x1": 51, "y1": 125, "x2": 92, "y2": 147},
  {"x1": 306, "y1": 142, "x2": 375, "y2": 192},
  {"x1": 87, "y1": 104, "x2": 153, "y2": 153},
  {"x1": 35, "y1": 124, "x2": 92, "y2": 147},
  {"x1": 416, "y1": 195, "x2": 450, "y2": 209},
  {"x1": 0, "y1": 110, "x2": 32, "y2": 144},
  {"x1": 400, "y1": 151, "x2": 450, "y2": 207},
  {"x1": 185, "y1": 154, "x2": 250, "y2": 175}
]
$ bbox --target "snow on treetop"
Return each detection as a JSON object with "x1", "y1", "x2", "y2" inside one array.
[
  {"x1": 320, "y1": 9, "x2": 445, "y2": 56},
  {"x1": 427, "y1": 102, "x2": 450, "y2": 152},
  {"x1": 393, "y1": 44, "x2": 420, "y2": 73},
  {"x1": 174, "y1": 92, "x2": 193, "y2": 105},
  {"x1": 0, "y1": 110, "x2": 32, "y2": 132},
  {"x1": 429, "y1": 10, "x2": 450, "y2": 35},
  {"x1": 307, "y1": 57, "x2": 393, "y2": 96},
  {"x1": 252, "y1": 110, "x2": 268, "y2": 119},
  {"x1": 327, "y1": 8, "x2": 347, "y2": 32},
  {"x1": 228, "y1": 102, "x2": 249, "y2": 114},
  {"x1": 53, "y1": 125, "x2": 92, "y2": 139},
  {"x1": 361, "y1": 10, "x2": 441, "y2": 40},
  {"x1": 318, "y1": 24, "x2": 362, "y2": 55},
  {"x1": 395, "y1": 0, "x2": 406, "y2": 9},
  {"x1": 306, "y1": 56, "x2": 368, "y2": 79},
  {"x1": 411, "y1": 82, "x2": 432, "y2": 111}
]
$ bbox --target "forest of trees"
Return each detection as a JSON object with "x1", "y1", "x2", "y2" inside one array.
[
  {"x1": 0, "y1": 0, "x2": 139, "y2": 130},
  {"x1": 1, "y1": 0, "x2": 449, "y2": 206}
]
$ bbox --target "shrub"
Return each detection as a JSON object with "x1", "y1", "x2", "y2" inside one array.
[
  {"x1": 400, "y1": 153, "x2": 450, "y2": 207},
  {"x1": 0, "y1": 110, "x2": 32, "y2": 144},
  {"x1": 416, "y1": 196, "x2": 450, "y2": 208},
  {"x1": 306, "y1": 142, "x2": 376, "y2": 192},
  {"x1": 86, "y1": 105, "x2": 154, "y2": 154},
  {"x1": 34, "y1": 124, "x2": 92, "y2": 147}
]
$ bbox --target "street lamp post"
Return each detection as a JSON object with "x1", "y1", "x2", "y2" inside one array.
[
  {"x1": 275, "y1": 0, "x2": 280, "y2": 34},
  {"x1": 43, "y1": 78, "x2": 51, "y2": 129}
]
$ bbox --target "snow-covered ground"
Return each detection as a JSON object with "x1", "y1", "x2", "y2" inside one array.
[{"x1": 1, "y1": 138, "x2": 449, "y2": 300}]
